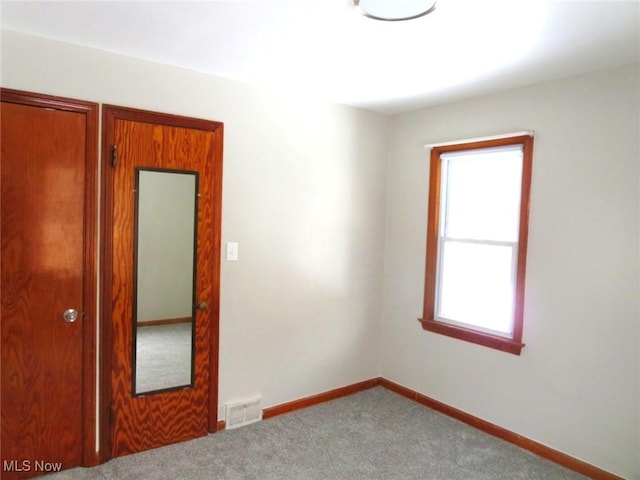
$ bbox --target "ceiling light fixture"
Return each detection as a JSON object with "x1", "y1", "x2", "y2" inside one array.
[{"x1": 353, "y1": 0, "x2": 437, "y2": 21}]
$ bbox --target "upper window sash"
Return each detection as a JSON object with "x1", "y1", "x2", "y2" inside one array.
[{"x1": 439, "y1": 145, "x2": 524, "y2": 243}]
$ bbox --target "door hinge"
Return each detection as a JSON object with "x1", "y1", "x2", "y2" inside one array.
[{"x1": 111, "y1": 145, "x2": 117, "y2": 168}]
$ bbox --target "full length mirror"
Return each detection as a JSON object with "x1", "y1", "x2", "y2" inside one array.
[{"x1": 133, "y1": 168, "x2": 198, "y2": 395}]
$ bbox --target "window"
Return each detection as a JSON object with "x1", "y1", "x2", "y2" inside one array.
[{"x1": 419, "y1": 134, "x2": 534, "y2": 355}]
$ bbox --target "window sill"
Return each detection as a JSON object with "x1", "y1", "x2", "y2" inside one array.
[{"x1": 418, "y1": 318, "x2": 525, "y2": 355}]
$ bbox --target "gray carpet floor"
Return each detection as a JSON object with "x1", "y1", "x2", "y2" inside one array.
[
  {"x1": 45, "y1": 387, "x2": 586, "y2": 479},
  {"x1": 136, "y1": 323, "x2": 192, "y2": 393}
]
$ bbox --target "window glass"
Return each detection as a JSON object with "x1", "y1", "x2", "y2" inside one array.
[
  {"x1": 442, "y1": 146, "x2": 523, "y2": 242},
  {"x1": 438, "y1": 241, "x2": 515, "y2": 335}
]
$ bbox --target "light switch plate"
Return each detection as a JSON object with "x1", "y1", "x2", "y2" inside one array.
[{"x1": 226, "y1": 242, "x2": 238, "y2": 261}]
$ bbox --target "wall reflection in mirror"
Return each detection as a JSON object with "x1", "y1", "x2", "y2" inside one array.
[{"x1": 133, "y1": 168, "x2": 198, "y2": 395}]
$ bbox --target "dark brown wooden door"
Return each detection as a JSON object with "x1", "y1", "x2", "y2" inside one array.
[
  {"x1": 102, "y1": 106, "x2": 223, "y2": 458},
  {"x1": 1, "y1": 90, "x2": 98, "y2": 478}
]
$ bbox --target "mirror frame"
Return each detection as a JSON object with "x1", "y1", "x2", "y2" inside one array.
[{"x1": 131, "y1": 167, "x2": 199, "y2": 396}]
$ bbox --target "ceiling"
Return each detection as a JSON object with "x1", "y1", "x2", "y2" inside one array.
[{"x1": 1, "y1": 0, "x2": 639, "y2": 115}]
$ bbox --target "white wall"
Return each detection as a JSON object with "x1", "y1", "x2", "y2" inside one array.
[
  {"x1": 381, "y1": 64, "x2": 640, "y2": 479},
  {"x1": 3, "y1": 29, "x2": 638, "y2": 480},
  {"x1": 0, "y1": 29, "x2": 388, "y2": 416}
]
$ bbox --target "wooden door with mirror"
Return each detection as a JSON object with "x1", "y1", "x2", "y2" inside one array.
[
  {"x1": 101, "y1": 105, "x2": 223, "y2": 458},
  {"x1": 1, "y1": 89, "x2": 98, "y2": 478}
]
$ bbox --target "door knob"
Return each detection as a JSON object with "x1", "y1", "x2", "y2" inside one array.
[
  {"x1": 197, "y1": 301, "x2": 208, "y2": 311},
  {"x1": 63, "y1": 308, "x2": 79, "y2": 323}
]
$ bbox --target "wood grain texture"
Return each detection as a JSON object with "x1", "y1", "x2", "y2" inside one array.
[
  {"x1": 101, "y1": 106, "x2": 223, "y2": 458},
  {"x1": 206, "y1": 123, "x2": 223, "y2": 433},
  {"x1": 1, "y1": 89, "x2": 98, "y2": 477}
]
